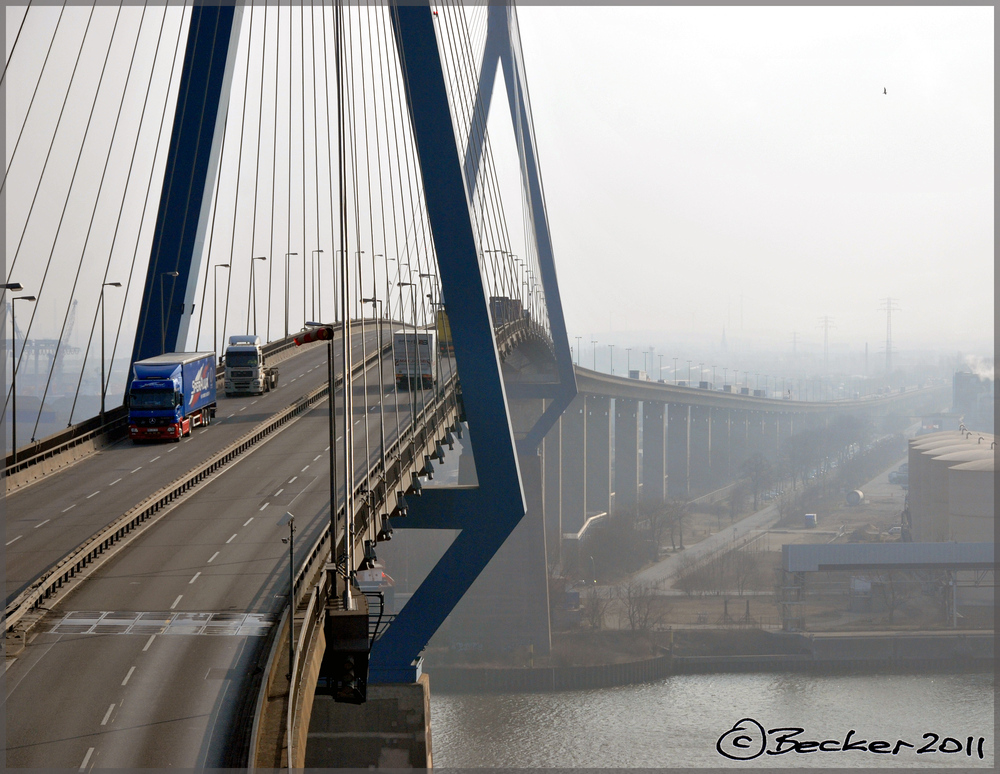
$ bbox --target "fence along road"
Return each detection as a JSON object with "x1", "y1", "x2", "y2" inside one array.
[
  {"x1": 3, "y1": 342, "x2": 455, "y2": 768},
  {"x1": 3, "y1": 326, "x2": 383, "y2": 604}
]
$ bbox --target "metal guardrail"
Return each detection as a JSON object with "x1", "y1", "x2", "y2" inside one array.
[
  {"x1": 3, "y1": 336, "x2": 391, "y2": 633},
  {"x1": 1, "y1": 327, "x2": 368, "y2": 487}
]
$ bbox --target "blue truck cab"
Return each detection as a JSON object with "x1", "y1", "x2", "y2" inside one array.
[{"x1": 128, "y1": 352, "x2": 217, "y2": 442}]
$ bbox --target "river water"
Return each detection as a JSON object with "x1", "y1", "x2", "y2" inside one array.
[{"x1": 430, "y1": 671, "x2": 993, "y2": 768}]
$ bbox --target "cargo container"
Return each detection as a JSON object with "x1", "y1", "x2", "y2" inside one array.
[
  {"x1": 435, "y1": 310, "x2": 454, "y2": 356},
  {"x1": 393, "y1": 329, "x2": 437, "y2": 390},
  {"x1": 128, "y1": 353, "x2": 217, "y2": 442}
]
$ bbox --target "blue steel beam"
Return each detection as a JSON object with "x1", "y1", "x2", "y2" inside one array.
[
  {"x1": 468, "y1": 3, "x2": 577, "y2": 453},
  {"x1": 369, "y1": 0, "x2": 527, "y2": 683},
  {"x1": 128, "y1": 5, "x2": 241, "y2": 368}
]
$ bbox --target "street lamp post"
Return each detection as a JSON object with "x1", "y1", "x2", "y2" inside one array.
[
  {"x1": 284, "y1": 252, "x2": 299, "y2": 338},
  {"x1": 311, "y1": 249, "x2": 324, "y2": 322},
  {"x1": 575, "y1": 336, "x2": 582, "y2": 366},
  {"x1": 9, "y1": 294, "x2": 36, "y2": 464},
  {"x1": 659, "y1": 354, "x2": 664, "y2": 381},
  {"x1": 608, "y1": 344, "x2": 614, "y2": 376},
  {"x1": 626, "y1": 347, "x2": 632, "y2": 375},
  {"x1": 591, "y1": 340, "x2": 598, "y2": 371},
  {"x1": 100, "y1": 282, "x2": 122, "y2": 420},
  {"x1": 250, "y1": 256, "x2": 267, "y2": 335},
  {"x1": 214, "y1": 264, "x2": 230, "y2": 360},
  {"x1": 159, "y1": 271, "x2": 179, "y2": 354},
  {"x1": 673, "y1": 357, "x2": 678, "y2": 384}
]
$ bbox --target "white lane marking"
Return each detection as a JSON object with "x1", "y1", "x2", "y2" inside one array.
[
  {"x1": 324, "y1": 446, "x2": 330, "y2": 451},
  {"x1": 121, "y1": 666, "x2": 136, "y2": 686},
  {"x1": 150, "y1": 456, "x2": 161, "y2": 462},
  {"x1": 244, "y1": 517, "x2": 254, "y2": 526},
  {"x1": 301, "y1": 465, "x2": 309, "y2": 472},
  {"x1": 189, "y1": 572, "x2": 201, "y2": 584},
  {"x1": 6, "y1": 536, "x2": 22, "y2": 546},
  {"x1": 259, "y1": 503, "x2": 268, "y2": 511},
  {"x1": 288, "y1": 476, "x2": 297, "y2": 484},
  {"x1": 168, "y1": 447, "x2": 177, "y2": 452},
  {"x1": 251, "y1": 400, "x2": 258, "y2": 405},
  {"x1": 79, "y1": 747, "x2": 95, "y2": 771},
  {"x1": 369, "y1": 405, "x2": 378, "y2": 413},
  {"x1": 86, "y1": 491, "x2": 100, "y2": 499},
  {"x1": 62, "y1": 504, "x2": 77, "y2": 513},
  {"x1": 101, "y1": 704, "x2": 115, "y2": 725},
  {"x1": 290, "y1": 378, "x2": 297, "y2": 382},
  {"x1": 336, "y1": 436, "x2": 342, "y2": 442},
  {"x1": 207, "y1": 551, "x2": 220, "y2": 563},
  {"x1": 170, "y1": 595, "x2": 183, "y2": 609},
  {"x1": 313, "y1": 454, "x2": 321, "y2": 461},
  {"x1": 239, "y1": 406, "x2": 247, "y2": 412},
  {"x1": 131, "y1": 467, "x2": 142, "y2": 473},
  {"x1": 142, "y1": 635, "x2": 156, "y2": 651},
  {"x1": 109, "y1": 478, "x2": 122, "y2": 486},
  {"x1": 275, "y1": 489, "x2": 284, "y2": 496},
  {"x1": 5, "y1": 658, "x2": 17, "y2": 672},
  {"x1": 226, "y1": 534, "x2": 237, "y2": 544},
  {"x1": 34, "y1": 519, "x2": 50, "y2": 529},
  {"x1": 227, "y1": 413, "x2": 235, "y2": 418}
]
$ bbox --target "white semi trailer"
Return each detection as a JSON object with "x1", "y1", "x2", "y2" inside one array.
[{"x1": 392, "y1": 329, "x2": 437, "y2": 390}]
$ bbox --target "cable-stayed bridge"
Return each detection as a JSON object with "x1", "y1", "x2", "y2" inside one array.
[{"x1": 3, "y1": 2, "x2": 945, "y2": 768}]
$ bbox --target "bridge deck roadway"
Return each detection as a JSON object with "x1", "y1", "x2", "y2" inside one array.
[
  {"x1": 5, "y1": 344, "x2": 457, "y2": 768},
  {"x1": 3, "y1": 326, "x2": 385, "y2": 605}
]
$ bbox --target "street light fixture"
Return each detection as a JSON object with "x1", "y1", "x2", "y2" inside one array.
[
  {"x1": 250, "y1": 257, "x2": 267, "y2": 335},
  {"x1": 626, "y1": 347, "x2": 632, "y2": 375},
  {"x1": 1, "y1": 283, "x2": 23, "y2": 292},
  {"x1": 100, "y1": 282, "x2": 122, "y2": 420},
  {"x1": 159, "y1": 272, "x2": 179, "y2": 354},
  {"x1": 10, "y1": 294, "x2": 36, "y2": 464},
  {"x1": 284, "y1": 252, "x2": 299, "y2": 338},
  {"x1": 608, "y1": 344, "x2": 614, "y2": 376},
  {"x1": 591, "y1": 340, "x2": 598, "y2": 371},
  {"x1": 213, "y1": 264, "x2": 230, "y2": 360}
]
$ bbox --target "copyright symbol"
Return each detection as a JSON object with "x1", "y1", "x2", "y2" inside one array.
[{"x1": 716, "y1": 717, "x2": 766, "y2": 760}]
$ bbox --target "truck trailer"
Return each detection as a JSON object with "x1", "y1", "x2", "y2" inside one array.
[
  {"x1": 392, "y1": 329, "x2": 437, "y2": 390},
  {"x1": 224, "y1": 335, "x2": 279, "y2": 395},
  {"x1": 128, "y1": 352, "x2": 217, "y2": 442}
]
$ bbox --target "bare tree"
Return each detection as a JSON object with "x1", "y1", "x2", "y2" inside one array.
[
  {"x1": 616, "y1": 581, "x2": 664, "y2": 634},
  {"x1": 740, "y1": 453, "x2": 773, "y2": 510},
  {"x1": 727, "y1": 480, "x2": 750, "y2": 523},
  {"x1": 732, "y1": 549, "x2": 761, "y2": 596},
  {"x1": 583, "y1": 587, "x2": 610, "y2": 630},
  {"x1": 874, "y1": 570, "x2": 917, "y2": 624}
]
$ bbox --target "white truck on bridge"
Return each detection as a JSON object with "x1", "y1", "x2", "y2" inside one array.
[
  {"x1": 224, "y1": 335, "x2": 279, "y2": 395},
  {"x1": 392, "y1": 329, "x2": 437, "y2": 390}
]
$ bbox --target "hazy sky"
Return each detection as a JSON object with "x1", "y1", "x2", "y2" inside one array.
[{"x1": 510, "y1": 6, "x2": 993, "y2": 355}]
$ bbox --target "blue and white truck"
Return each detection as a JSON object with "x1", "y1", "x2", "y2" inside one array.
[{"x1": 128, "y1": 352, "x2": 217, "y2": 442}]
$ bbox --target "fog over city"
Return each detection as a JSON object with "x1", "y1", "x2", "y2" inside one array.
[{"x1": 513, "y1": 6, "x2": 993, "y2": 358}]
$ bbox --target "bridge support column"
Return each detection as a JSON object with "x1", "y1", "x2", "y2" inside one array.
[
  {"x1": 542, "y1": 411, "x2": 562, "y2": 567},
  {"x1": 614, "y1": 399, "x2": 639, "y2": 513},
  {"x1": 747, "y1": 411, "x2": 765, "y2": 460},
  {"x1": 762, "y1": 413, "x2": 779, "y2": 462},
  {"x1": 731, "y1": 409, "x2": 749, "y2": 473},
  {"x1": 689, "y1": 405, "x2": 712, "y2": 494},
  {"x1": 667, "y1": 403, "x2": 690, "y2": 499},
  {"x1": 709, "y1": 408, "x2": 730, "y2": 487},
  {"x1": 641, "y1": 401, "x2": 666, "y2": 504},
  {"x1": 560, "y1": 395, "x2": 587, "y2": 534},
  {"x1": 586, "y1": 395, "x2": 611, "y2": 516},
  {"x1": 440, "y1": 449, "x2": 551, "y2": 655}
]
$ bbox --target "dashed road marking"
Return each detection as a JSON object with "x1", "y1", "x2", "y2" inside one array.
[
  {"x1": 289, "y1": 476, "x2": 297, "y2": 484},
  {"x1": 62, "y1": 504, "x2": 77, "y2": 513},
  {"x1": 259, "y1": 503, "x2": 268, "y2": 511},
  {"x1": 142, "y1": 635, "x2": 156, "y2": 651},
  {"x1": 109, "y1": 478, "x2": 122, "y2": 486},
  {"x1": 324, "y1": 446, "x2": 330, "y2": 451},
  {"x1": 226, "y1": 534, "x2": 237, "y2": 544},
  {"x1": 131, "y1": 467, "x2": 142, "y2": 474},
  {"x1": 313, "y1": 454, "x2": 321, "y2": 461},
  {"x1": 170, "y1": 595, "x2": 183, "y2": 610},
  {"x1": 168, "y1": 447, "x2": 177, "y2": 452},
  {"x1": 150, "y1": 456, "x2": 161, "y2": 462},
  {"x1": 34, "y1": 519, "x2": 50, "y2": 529},
  {"x1": 239, "y1": 406, "x2": 247, "y2": 412},
  {"x1": 79, "y1": 747, "x2": 94, "y2": 771},
  {"x1": 207, "y1": 551, "x2": 220, "y2": 563},
  {"x1": 244, "y1": 517, "x2": 254, "y2": 526},
  {"x1": 275, "y1": 489, "x2": 284, "y2": 496},
  {"x1": 189, "y1": 572, "x2": 201, "y2": 584},
  {"x1": 227, "y1": 414, "x2": 235, "y2": 418},
  {"x1": 251, "y1": 400, "x2": 258, "y2": 405},
  {"x1": 6, "y1": 536, "x2": 22, "y2": 546},
  {"x1": 86, "y1": 491, "x2": 100, "y2": 499},
  {"x1": 121, "y1": 666, "x2": 136, "y2": 686},
  {"x1": 101, "y1": 704, "x2": 115, "y2": 726}
]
